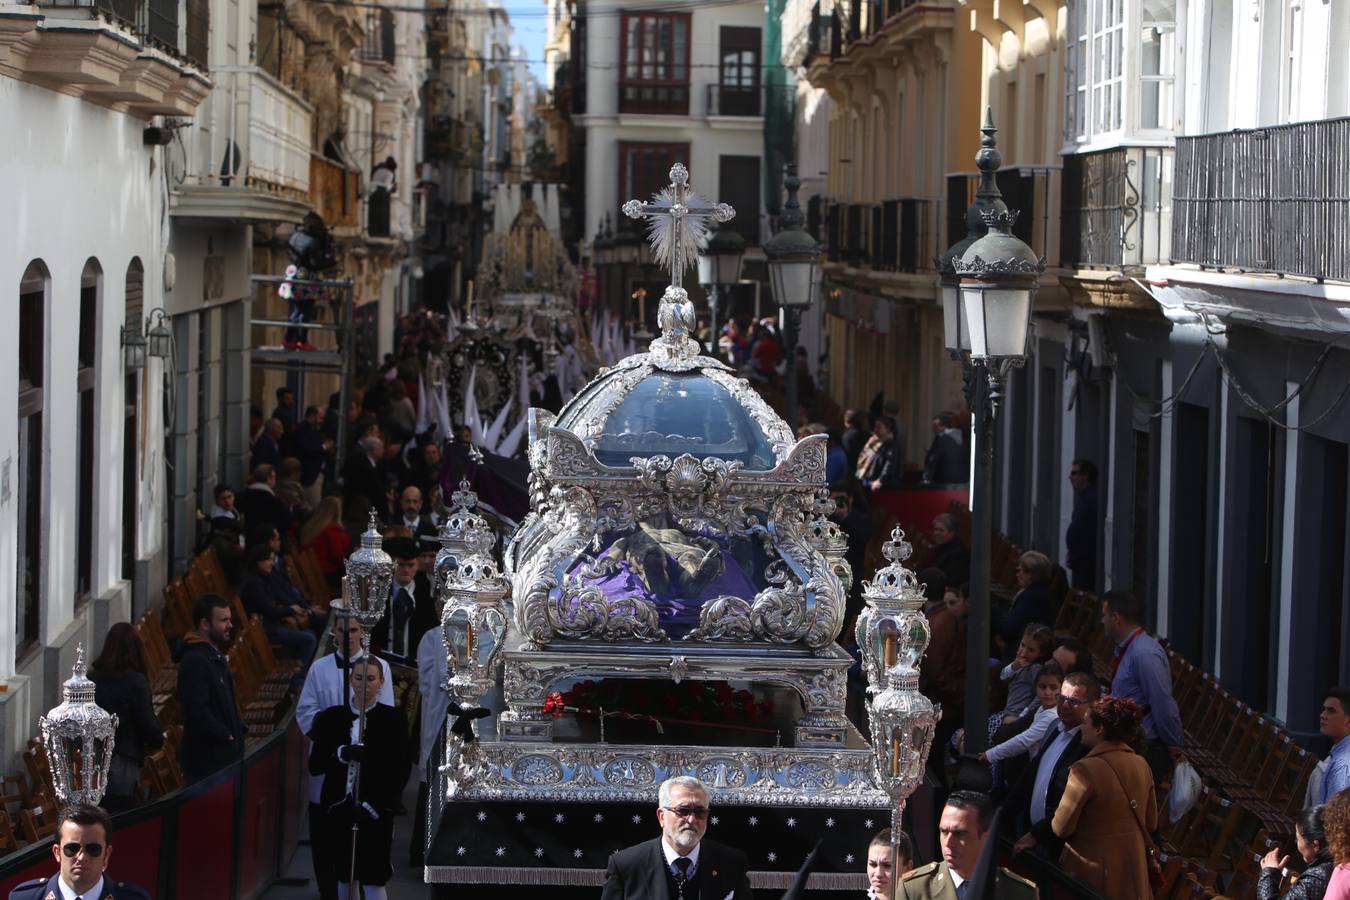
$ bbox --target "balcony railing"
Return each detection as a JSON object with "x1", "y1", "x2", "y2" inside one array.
[
  {"x1": 946, "y1": 166, "x2": 1058, "y2": 266},
  {"x1": 36, "y1": 0, "x2": 205, "y2": 66},
  {"x1": 619, "y1": 80, "x2": 690, "y2": 115},
  {"x1": 823, "y1": 202, "x2": 875, "y2": 266},
  {"x1": 1172, "y1": 117, "x2": 1350, "y2": 282},
  {"x1": 878, "y1": 198, "x2": 939, "y2": 272},
  {"x1": 1061, "y1": 146, "x2": 1173, "y2": 269},
  {"x1": 176, "y1": 67, "x2": 312, "y2": 199},
  {"x1": 806, "y1": 2, "x2": 843, "y2": 60},
  {"x1": 706, "y1": 83, "x2": 761, "y2": 117},
  {"x1": 360, "y1": 9, "x2": 396, "y2": 65},
  {"x1": 823, "y1": 199, "x2": 937, "y2": 272}
]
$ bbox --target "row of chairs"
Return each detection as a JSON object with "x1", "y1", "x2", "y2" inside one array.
[
  {"x1": 164, "y1": 543, "x2": 332, "y2": 642},
  {"x1": 1055, "y1": 590, "x2": 1317, "y2": 898}
]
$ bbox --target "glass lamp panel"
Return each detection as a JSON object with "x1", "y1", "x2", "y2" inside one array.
[
  {"x1": 961, "y1": 285, "x2": 1031, "y2": 361},
  {"x1": 715, "y1": 250, "x2": 744, "y2": 286},
  {"x1": 941, "y1": 284, "x2": 961, "y2": 353},
  {"x1": 697, "y1": 253, "x2": 715, "y2": 286},
  {"x1": 769, "y1": 258, "x2": 817, "y2": 308}
]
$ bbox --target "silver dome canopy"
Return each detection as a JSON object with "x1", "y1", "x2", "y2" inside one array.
[
  {"x1": 551, "y1": 291, "x2": 791, "y2": 471},
  {"x1": 506, "y1": 165, "x2": 844, "y2": 653}
]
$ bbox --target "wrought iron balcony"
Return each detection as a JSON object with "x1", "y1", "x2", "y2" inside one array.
[
  {"x1": 946, "y1": 166, "x2": 1058, "y2": 266},
  {"x1": 1172, "y1": 118, "x2": 1350, "y2": 282},
  {"x1": 360, "y1": 9, "x2": 396, "y2": 65},
  {"x1": 823, "y1": 199, "x2": 936, "y2": 273},
  {"x1": 619, "y1": 80, "x2": 690, "y2": 116},
  {"x1": 705, "y1": 83, "x2": 761, "y2": 117},
  {"x1": 34, "y1": 0, "x2": 207, "y2": 67},
  {"x1": 1061, "y1": 146, "x2": 1173, "y2": 269}
]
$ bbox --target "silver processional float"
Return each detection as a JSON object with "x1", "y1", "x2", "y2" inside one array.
[{"x1": 426, "y1": 163, "x2": 937, "y2": 897}]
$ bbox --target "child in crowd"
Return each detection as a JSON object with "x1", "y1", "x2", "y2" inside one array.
[
  {"x1": 979, "y1": 662, "x2": 1065, "y2": 770},
  {"x1": 989, "y1": 623, "x2": 1055, "y2": 743},
  {"x1": 865, "y1": 828, "x2": 914, "y2": 899}
]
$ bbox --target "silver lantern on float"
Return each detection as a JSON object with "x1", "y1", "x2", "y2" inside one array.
[
  {"x1": 440, "y1": 508, "x2": 509, "y2": 799},
  {"x1": 433, "y1": 478, "x2": 485, "y2": 599},
  {"x1": 39, "y1": 644, "x2": 117, "y2": 806},
  {"x1": 858, "y1": 527, "x2": 939, "y2": 900}
]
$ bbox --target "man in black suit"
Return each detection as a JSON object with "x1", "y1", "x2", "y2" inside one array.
[
  {"x1": 342, "y1": 435, "x2": 387, "y2": 525},
  {"x1": 251, "y1": 417, "x2": 284, "y2": 470},
  {"x1": 372, "y1": 536, "x2": 436, "y2": 663},
  {"x1": 601, "y1": 775, "x2": 752, "y2": 900},
  {"x1": 389, "y1": 484, "x2": 439, "y2": 540},
  {"x1": 1009, "y1": 671, "x2": 1100, "y2": 860},
  {"x1": 235, "y1": 464, "x2": 291, "y2": 541}
]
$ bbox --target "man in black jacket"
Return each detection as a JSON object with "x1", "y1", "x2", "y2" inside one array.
[
  {"x1": 371, "y1": 537, "x2": 436, "y2": 663},
  {"x1": 601, "y1": 776, "x2": 752, "y2": 900},
  {"x1": 1009, "y1": 671, "x2": 1100, "y2": 860},
  {"x1": 176, "y1": 594, "x2": 245, "y2": 784}
]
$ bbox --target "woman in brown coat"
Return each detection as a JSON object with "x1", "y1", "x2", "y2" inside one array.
[{"x1": 1052, "y1": 696, "x2": 1158, "y2": 899}]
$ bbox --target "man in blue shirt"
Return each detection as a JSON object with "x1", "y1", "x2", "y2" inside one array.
[
  {"x1": 1102, "y1": 590, "x2": 1184, "y2": 787},
  {"x1": 1318, "y1": 688, "x2": 1350, "y2": 804}
]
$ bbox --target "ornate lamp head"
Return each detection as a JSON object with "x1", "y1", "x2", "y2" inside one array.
[
  {"x1": 857, "y1": 528, "x2": 939, "y2": 826},
  {"x1": 39, "y1": 645, "x2": 117, "y2": 806},
  {"x1": 854, "y1": 527, "x2": 928, "y2": 693},
  {"x1": 869, "y1": 682, "x2": 940, "y2": 805},
  {"x1": 442, "y1": 510, "x2": 510, "y2": 708},
  {"x1": 434, "y1": 478, "x2": 491, "y2": 598},
  {"x1": 346, "y1": 511, "x2": 394, "y2": 631}
]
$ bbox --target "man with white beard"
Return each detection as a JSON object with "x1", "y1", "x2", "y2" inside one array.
[{"x1": 600, "y1": 776, "x2": 752, "y2": 900}]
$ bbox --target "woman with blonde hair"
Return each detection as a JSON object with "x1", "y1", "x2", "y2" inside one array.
[{"x1": 299, "y1": 496, "x2": 351, "y2": 593}]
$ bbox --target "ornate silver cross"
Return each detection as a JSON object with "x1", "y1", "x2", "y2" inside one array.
[{"x1": 622, "y1": 163, "x2": 735, "y2": 290}]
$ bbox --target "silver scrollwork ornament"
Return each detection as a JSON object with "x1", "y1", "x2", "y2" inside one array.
[
  {"x1": 39, "y1": 644, "x2": 118, "y2": 806},
  {"x1": 346, "y1": 510, "x2": 395, "y2": 631}
]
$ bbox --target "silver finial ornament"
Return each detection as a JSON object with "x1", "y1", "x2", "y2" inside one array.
[
  {"x1": 346, "y1": 510, "x2": 394, "y2": 630},
  {"x1": 39, "y1": 644, "x2": 118, "y2": 806}
]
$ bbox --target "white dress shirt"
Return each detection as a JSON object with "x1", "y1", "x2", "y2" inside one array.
[
  {"x1": 661, "y1": 836, "x2": 702, "y2": 880},
  {"x1": 58, "y1": 875, "x2": 104, "y2": 900}
]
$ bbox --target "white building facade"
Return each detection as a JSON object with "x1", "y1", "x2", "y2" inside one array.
[
  {"x1": 0, "y1": 0, "x2": 209, "y2": 762},
  {"x1": 575, "y1": 0, "x2": 769, "y2": 250}
]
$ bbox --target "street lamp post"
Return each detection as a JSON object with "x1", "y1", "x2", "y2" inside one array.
[
  {"x1": 612, "y1": 218, "x2": 642, "y2": 326},
  {"x1": 935, "y1": 110, "x2": 1042, "y2": 753},
  {"x1": 765, "y1": 163, "x2": 821, "y2": 430},
  {"x1": 697, "y1": 225, "x2": 747, "y2": 356}
]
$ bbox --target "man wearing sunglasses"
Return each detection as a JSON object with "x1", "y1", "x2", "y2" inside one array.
[
  {"x1": 601, "y1": 776, "x2": 752, "y2": 900},
  {"x1": 8, "y1": 804, "x2": 149, "y2": 900}
]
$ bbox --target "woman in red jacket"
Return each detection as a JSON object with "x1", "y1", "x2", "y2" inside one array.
[{"x1": 299, "y1": 496, "x2": 352, "y2": 593}]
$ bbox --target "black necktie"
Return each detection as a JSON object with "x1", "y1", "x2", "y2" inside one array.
[
  {"x1": 673, "y1": 857, "x2": 692, "y2": 898},
  {"x1": 393, "y1": 587, "x2": 413, "y2": 654}
]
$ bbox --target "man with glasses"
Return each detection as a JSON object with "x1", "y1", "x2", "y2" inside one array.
[
  {"x1": 601, "y1": 775, "x2": 752, "y2": 900},
  {"x1": 9, "y1": 804, "x2": 149, "y2": 900},
  {"x1": 1008, "y1": 671, "x2": 1101, "y2": 861}
]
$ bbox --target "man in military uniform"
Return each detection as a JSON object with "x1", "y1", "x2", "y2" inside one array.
[
  {"x1": 9, "y1": 804, "x2": 150, "y2": 900},
  {"x1": 898, "y1": 791, "x2": 1037, "y2": 900}
]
